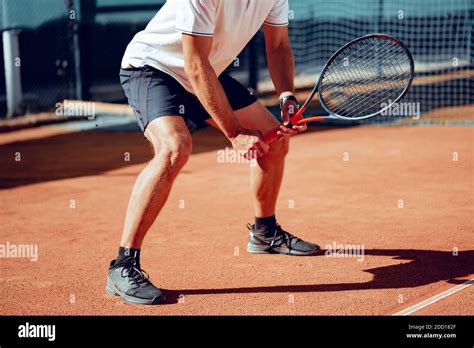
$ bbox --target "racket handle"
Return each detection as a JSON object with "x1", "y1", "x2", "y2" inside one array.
[{"x1": 262, "y1": 111, "x2": 307, "y2": 144}]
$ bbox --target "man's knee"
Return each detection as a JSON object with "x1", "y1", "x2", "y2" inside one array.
[
  {"x1": 267, "y1": 136, "x2": 290, "y2": 159},
  {"x1": 151, "y1": 131, "x2": 192, "y2": 170},
  {"x1": 152, "y1": 132, "x2": 192, "y2": 169}
]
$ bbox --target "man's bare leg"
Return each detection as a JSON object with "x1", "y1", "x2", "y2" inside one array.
[
  {"x1": 120, "y1": 116, "x2": 192, "y2": 248},
  {"x1": 216, "y1": 101, "x2": 320, "y2": 255},
  {"x1": 232, "y1": 102, "x2": 289, "y2": 218},
  {"x1": 107, "y1": 116, "x2": 192, "y2": 305}
]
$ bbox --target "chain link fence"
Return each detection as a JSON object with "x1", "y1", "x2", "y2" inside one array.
[{"x1": 1, "y1": 0, "x2": 472, "y2": 123}]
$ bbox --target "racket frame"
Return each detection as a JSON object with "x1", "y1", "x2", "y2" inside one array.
[{"x1": 290, "y1": 33, "x2": 415, "y2": 125}]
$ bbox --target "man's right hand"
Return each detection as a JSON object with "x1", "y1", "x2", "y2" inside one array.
[{"x1": 230, "y1": 129, "x2": 269, "y2": 160}]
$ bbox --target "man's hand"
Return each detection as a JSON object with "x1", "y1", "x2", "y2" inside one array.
[
  {"x1": 276, "y1": 94, "x2": 307, "y2": 141},
  {"x1": 230, "y1": 129, "x2": 269, "y2": 160}
]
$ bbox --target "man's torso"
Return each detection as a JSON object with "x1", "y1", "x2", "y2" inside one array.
[{"x1": 121, "y1": 0, "x2": 288, "y2": 93}]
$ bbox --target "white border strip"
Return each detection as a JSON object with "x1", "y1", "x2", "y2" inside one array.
[{"x1": 393, "y1": 279, "x2": 474, "y2": 316}]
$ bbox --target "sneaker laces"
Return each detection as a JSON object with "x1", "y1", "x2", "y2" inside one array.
[
  {"x1": 268, "y1": 224, "x2": 301, "y2": 249},
  {"x1": 115, "y1": 259, "x2": 151, "y2": 286},
  {"x1": 248, "y1": 223, "x2": 301, "y2": 249}
]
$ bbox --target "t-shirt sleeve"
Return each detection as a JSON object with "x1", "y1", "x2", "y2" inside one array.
[
  {"x1": 264, "y1": 0, "x2": 289, "y2": 26},
  {"x1": 175, "y1": 0, "x2": 217, "y2": 37}
]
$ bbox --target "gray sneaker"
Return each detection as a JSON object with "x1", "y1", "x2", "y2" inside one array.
[
  {"x1": 106, "y1": 258, "x2": 166, "y2": 305},
  {"x1": 247, "y1": 224, "x2": 321, "y2": 256}
]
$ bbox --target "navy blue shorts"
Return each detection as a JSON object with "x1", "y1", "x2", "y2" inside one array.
[{"x1": 119, "y1": 65, "x2": 257, "y2": 133}]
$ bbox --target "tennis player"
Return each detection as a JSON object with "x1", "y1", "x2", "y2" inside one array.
[{"x1": 106, "y1": 0, "x2": 321, "y2": 305}]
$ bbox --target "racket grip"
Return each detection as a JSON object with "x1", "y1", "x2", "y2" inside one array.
[
  {"x1": 262, "y1": 112, "x2": 303, "y2": 144},
  {"x1": 262, "y1": 127, "x2": 281, "y2": 145}
]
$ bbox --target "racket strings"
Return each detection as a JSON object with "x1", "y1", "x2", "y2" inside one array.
[
  {"x1": 323, "y1": 47, "x2": 408, "y2": 114},
  {"x1": 347, "y1": 47, "x2": 409, "y2": 88},
  {"x1": 323, "y1": 50, "x2": 411, "y2": 116},
  {"x1": 326, "y1": 39, "x2": 410, "y2": 85},
  {"x1": 320, "y1": 37, "x2": 412, "y2": 118},
  {"x1": 324, "y1": 43, "x2": 408, "y2": 100},
  {"x1": 324, "y1": 41, "x2": 396, "y2": 85},
  {"x1": 325, "y1": 41, "x2": 393, "y2": 79},
  {"x1": 330, "y1": 69, "x2": 407, "y2": 117}
]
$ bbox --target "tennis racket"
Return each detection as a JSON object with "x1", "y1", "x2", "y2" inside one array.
[{"x1": 264, "y1": 34, "x2": 415, "y2": 143}]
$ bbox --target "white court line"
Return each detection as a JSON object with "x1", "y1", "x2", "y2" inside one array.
[{"x1": 393, "y1": 279, "x2": 474, "y2": 316}]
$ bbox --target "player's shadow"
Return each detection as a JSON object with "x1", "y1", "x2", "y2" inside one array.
[{"x1": 163, "y1": 249, "x2": 474, "y2": 304}]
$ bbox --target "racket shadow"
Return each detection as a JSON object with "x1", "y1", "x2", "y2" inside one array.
[{"x1": 162, "y1": 249, "x2": 474, "y2": 304}]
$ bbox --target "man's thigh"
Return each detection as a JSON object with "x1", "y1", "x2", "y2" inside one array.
[
  {"x1": 206, "y1": 100, "x2": 279, "y2": 136},
  {"x1": 120, "y1": 66, "x2": 208, "y2": 134}
]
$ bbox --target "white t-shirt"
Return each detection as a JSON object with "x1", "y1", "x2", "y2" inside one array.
[{"x1": 121, "y1": 0, "x2": 289, "y2": 93}]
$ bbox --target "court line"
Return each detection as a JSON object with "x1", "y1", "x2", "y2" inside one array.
[{"x1": 393, "y1": 279, "x2": 474, "y2": 316}]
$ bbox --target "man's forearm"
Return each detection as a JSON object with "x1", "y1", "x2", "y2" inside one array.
[
  {"x1": 267, "y1": 44, "x2": 296, "y2": 97},
  {"x1": 185, "y1": 57, "x2": 242, "y2": 139}
]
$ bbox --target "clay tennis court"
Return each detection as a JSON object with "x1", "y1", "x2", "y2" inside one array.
[{"x1": 1, "y1": 105, "x2": 472, "y2": 315}]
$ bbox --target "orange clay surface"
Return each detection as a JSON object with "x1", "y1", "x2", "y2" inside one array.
[{"x1": 0, "y1": 110, "x2": 473, "y2": 315}]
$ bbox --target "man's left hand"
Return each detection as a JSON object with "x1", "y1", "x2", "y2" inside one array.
[{"x1": 277, "y1": 94, "x2": 307, "y2": 140}]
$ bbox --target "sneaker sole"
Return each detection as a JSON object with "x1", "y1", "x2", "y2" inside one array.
[
  {"x1": 105, "y1": 278, "x2": 166, "y2": 305},
  {"x1": 247, "y1": 243, "x2": 321, "y2": 256}
]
